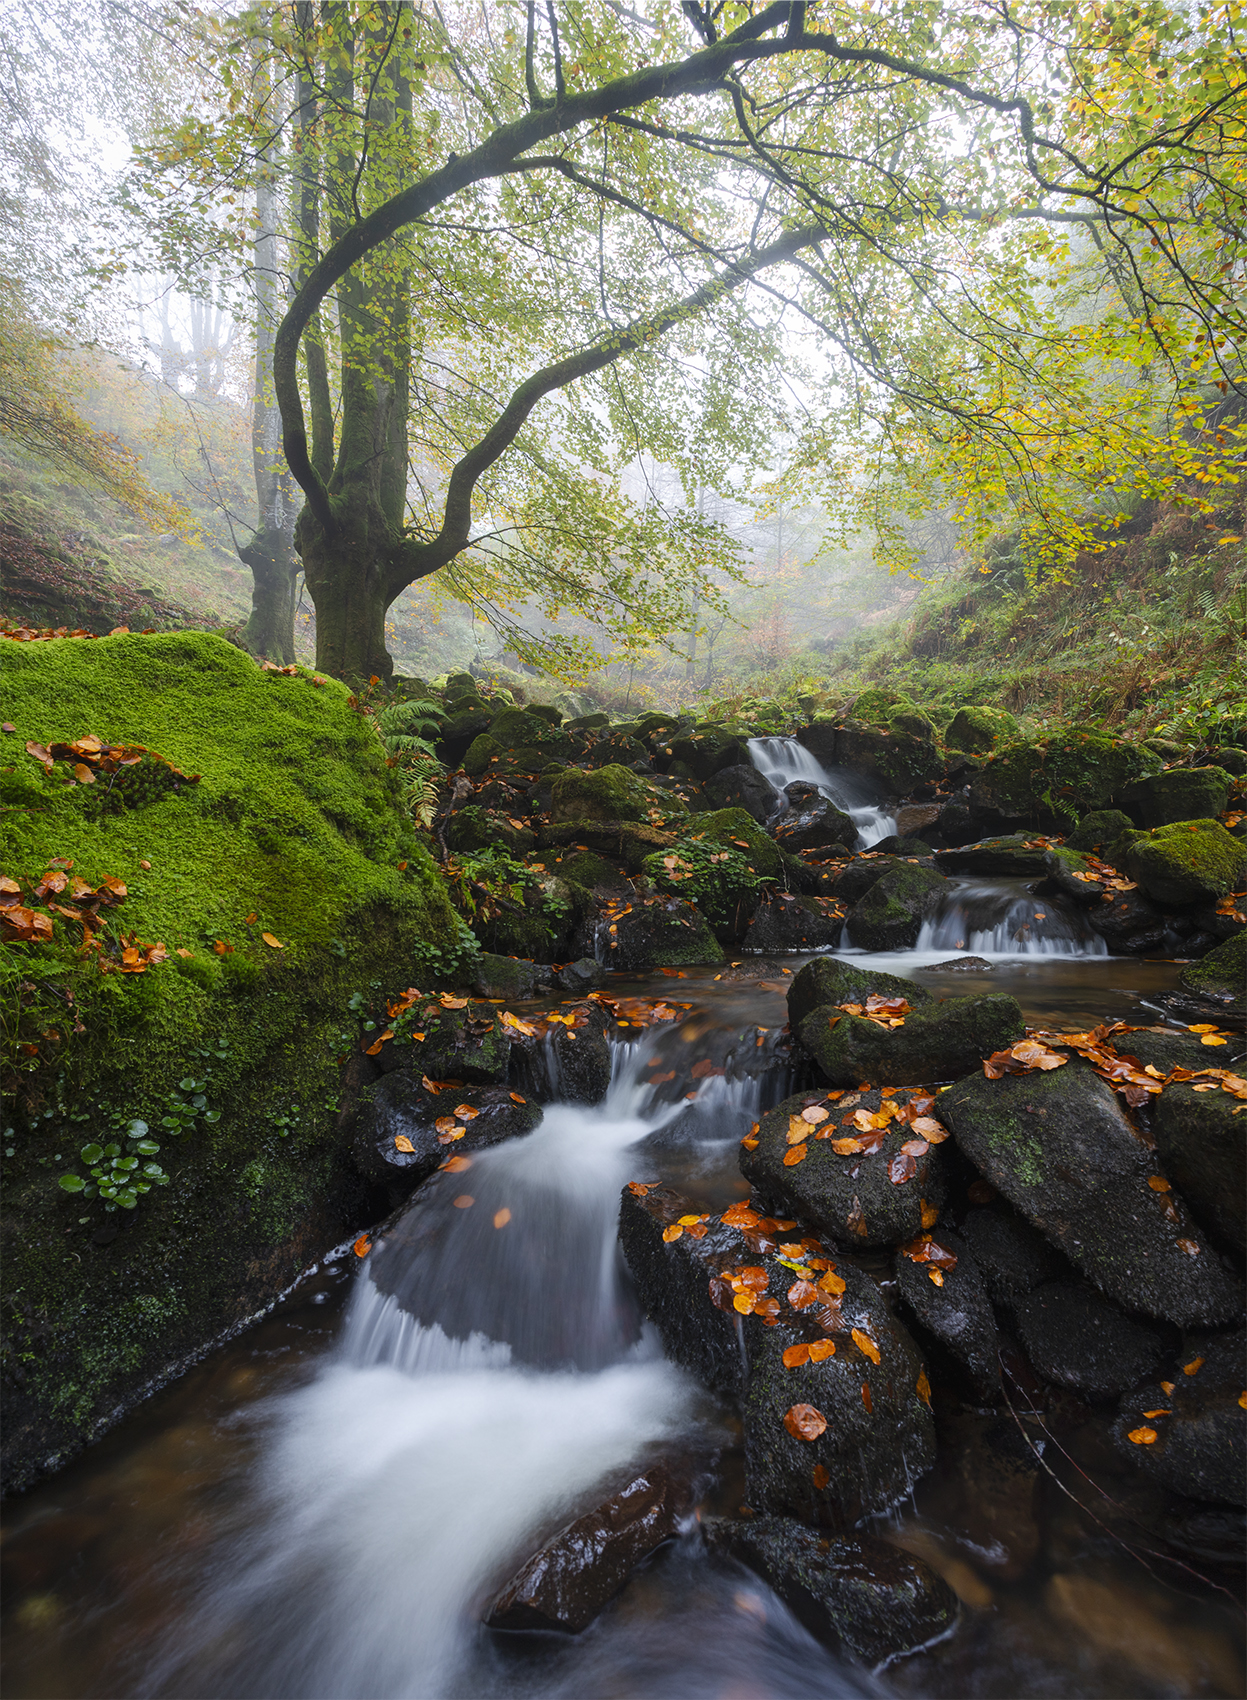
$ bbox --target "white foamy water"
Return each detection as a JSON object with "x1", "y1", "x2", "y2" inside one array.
[
  {"x1": 747, "y1": 735, "x2": 897, "y2": 847},
  {"x1": 136, "y1": 1035, "x2": 869, "y2": 1700},
  {"x1": 914, "y1": 877, "x2": 1108, "y2": 959}
]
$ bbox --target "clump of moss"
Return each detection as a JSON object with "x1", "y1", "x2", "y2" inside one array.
[
  {"x1": 550, "y1": 763, "x2": 683, "y2": 824},
  {"x1": 973, "y1": 728, "x2": 1160, "y2": 825},
  {"x1": 946, "y1": 704, "x2": 1020, "y2": 753}
]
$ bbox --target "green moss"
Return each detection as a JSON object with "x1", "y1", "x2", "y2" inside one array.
[
  {"x1": 550, "y1": 763, "x2": 682, "y2": 824},
  {"x1": 945, "y1": 704, "x2": 1020, "y2": 753},
  {"x1": 462, "y1": 733, "x2": 502, "y2": 776},
  {"x1": 1065, "y1": 809, "x2": 1137, "y2": 852},
  {"x1": 973, "y1": 729, "x2": 1160, "y2": 825},
  {"x1": 488, "y1": 707, "x2": 568, "y2": 752},
  {"x1": 0, "y1": 631, "x2": 462, "y2": 1489},
  {"x1": 1122, "y1": 819, "x2": 1247, "y2": 907},
  {"x1": 849, "y1": 687, "x2": 903, "y2": 725},
  {"x1": 1120, "y1": 767, "x2": 1234, "y2": 829},
  {"x1": 682, "y1": 808, "x2": 783, "y2": 878},
  {"x1": 1179, "y1": 933, "x2": 1246, "y2": 1013}
]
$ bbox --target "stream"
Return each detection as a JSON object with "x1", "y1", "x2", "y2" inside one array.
[{"x1": 2, "y1": 931, "x2": 1243, "y2": 1696}]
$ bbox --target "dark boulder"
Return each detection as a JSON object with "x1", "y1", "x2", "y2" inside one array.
[
  {"x1": 916, "y1": 955, "x2": 994, "y2": 973},
  {"x1": 896, "y1": 802, "x2": 944, "y2": 840},
  {"x1": 372, "y1": 996, "x2": 512, "y2": 1083},
  {"x1": 1153, "y1": 1081, "x2": 1246, "y2": 1255},
  {"x1": 773, "y1": 795, "x2": 858, "y2": 854},
  {"x1": 740, "y1": 893, "x2": 843, "y2": 955},
  {"x1": 1119, "y1": 767, "x2": 1234, "y2": 829},
  {"x1": 741, "y1": 1087, "x2": 951, "y2": 1250},
  {"x1": 893, "y1": 1227, "x2": 1000, "y2": 1394},
  {"x1": 1065, "y1": 809, "x2": 1136, "y2": 853},
  {"x1": 596, "y1": 891, "x2": 724, "y2": 970},
  {"x1": 1114, "y1": 1023, "x2": 1246, "y2": 1075},
  {"x1": 743, "y1": 1292, "x2": 936, "y2": 1528},
  {"x1": 508, "y1": 1000, "x2": 614, "y2": 1105},
  {"x1": 708, "y1": 1517, "x2": 957, "y2": 1666},
  {"x1": 933, "y1": 835, "x2": 1051, "y2": 878},
  {"x1": 797, "y1": 993, "x2": 1025, "y2": 1087},
  {"x1": 469, "y1": 954, "x2": 552, "y2": 1000},
  {"x1": 938, "y1": 1060, "x2": 1244, "y2": 1328},
  {"x1": 353, "y1": 1074, "x2": 541, "y2": 1194},
  {"x1": 618, "y1": 1183, "x2": 936, "y2": 1525},
  {"x1": 438, "y1": 706, "x2": 492, "y2": 764},
  {"x1": 702, "y1": 763, "x2": 783, "y2": 823},
  {"x1": 867, "y1": 836, "x2": 934, "y2": 857},
  {"x1": 1086, "y1": 886, "x2": 1176, "y2": 955},
  {"x1": 1114, "y1": 1330, "x2": 1246, "y2": 1506},
  {"x1": 844, "y1": 863, "x2": 948, "y2": 951},
  {"x1": 554, "y1": 956, "x2": 607, "y2": 994},
  {"x1": 486, "y1": 1466, "x2": 691, "y2": 1633},
  {"x1": 825, "y1": 854, "x2": 915, "y2": 906},
  {"x1": 786, "y1": 957, "x2": 930, "y2": 1028},
  {"x1": 667, "y1": 726, "x2": 747, "y2": 782},
  {"x1": 957, "y1": 1203, "x2": 1067, "y2": 1307},
  {"x1": 1014, "y1": 1281, "x2": 1166, "y2": 1398}
]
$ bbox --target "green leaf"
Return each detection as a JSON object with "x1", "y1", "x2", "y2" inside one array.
[
  {"x1": 80, "y1": 1143, "x2": 104, "y2": 1163},
  {"x1": 59, "y1": 1174, "x2": 85, "y2": 1193}
]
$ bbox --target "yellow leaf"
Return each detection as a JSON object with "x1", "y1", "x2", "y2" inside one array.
[
  {"x1": 261, "y1": 932, "x2": 282, "y2": 947},
  {"x1": 393, "y1": 1135, "x2": 415, "y2": 1153}
]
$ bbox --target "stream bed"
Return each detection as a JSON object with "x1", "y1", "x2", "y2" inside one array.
[{"x1": 2, "y1": 950, "x2": 1243, "y2": 1700}]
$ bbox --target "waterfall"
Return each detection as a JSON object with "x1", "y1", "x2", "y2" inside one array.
[
  {"x1": 747, "y1": 736, "x2": 897, "y2": 847},
  {"x1": 915, "y1": 877, "x2": 1108, "y2": 959}
]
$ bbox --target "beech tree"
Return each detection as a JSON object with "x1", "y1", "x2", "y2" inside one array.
[{"x1": 129, "y1": 0, "x2": 1244, "y2": 678}]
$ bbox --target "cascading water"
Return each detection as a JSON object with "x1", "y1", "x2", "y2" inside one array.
[
  {"x1": 132, "y1": 1033, "x2": 869, "y2": 1700},
  {"x1": 915, "y1": 876, "x2": 1108, "y2": 959},
  {"x1": 747, "y1": 736, "x2": 897, "y2": 847}
]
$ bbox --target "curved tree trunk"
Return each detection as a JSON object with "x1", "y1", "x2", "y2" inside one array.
[
  {"x1": 296, "y1": 508, "x2": 394, "y2": 680},
  {"x1": 240, "y1": 527, "x2": 298, "y2": 663}
]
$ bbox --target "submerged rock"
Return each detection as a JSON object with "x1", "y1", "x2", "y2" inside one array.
[
  {"x1": 917, "y1": 956, "x2": 994, "y2": 972},
  {"x1": 486, "y1": 1466, "x2": 691, "y2": 1633},
  {"x1": 939, "y1": 1060, "x2": 1244, "y2": 1328},
  {"x1": 797, "y1": 993, "x2": 1025, "y2": 1086},
  {"x1": 893, "y1": 1227, "x2": 1000, "y2": 1395},
  {"x1": 1114, "y1": 1329, "x2": 1247, "y2": 1506},
  {"x1": 1014, "y1": 1281, "x2": 1166, "y2": 1398},
  {"x1": 845, "y1": 862, "x2": 947, "y2": 951},
  {"x1": 708, "y1": 1517, "x2": 957, "y2": 1666},
  {"x1": 741, "y1": 1087, "x2": 951, "y2": 1250}
]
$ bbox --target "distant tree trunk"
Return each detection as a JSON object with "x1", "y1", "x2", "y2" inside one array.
[{"x1": 241, "y1": 46, "x2": 298, "y2": 663}]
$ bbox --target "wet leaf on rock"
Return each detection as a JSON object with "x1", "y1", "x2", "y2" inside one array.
[
  {"x1": 1127, "y1": 1426, "x2": 1158, "y2": 1445},
  {"x1": 851, "y1": 1328, "x2": 881, "y2": 1365},
  {"x1": 783, "y1": 1404, "x2": 828, "y2": 1441},
  {"x1": 393, "y1": 1135, "x2": 415, "y2": 1153}
]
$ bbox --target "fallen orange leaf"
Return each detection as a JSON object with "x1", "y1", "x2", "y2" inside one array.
[
  {"x1": 851, "y1": 1328, "x2": 881, "y2": 1365},
  {"x1": 783, "y1": 1143, "x2": 808, "y2": 1166},
  {"x1": 261, "y1": 932, "x2": 282, "y2": 947},
  {"x1": 353, "y1": 1235, "x2": 372, "y2": 1257},
  {"x1": 783, "y1": 1403, "x2": 827, "y2": 1441},
  {"x1": 782, "y1": 1343, "x2": 811, "y2": 1368},
  {"x1": 812, "y1": 1464, "x2": 830, "y2": 1488},
  {"x1": 1127, "y1": 1426, "x2": 1158, "y2": 1445},
  {"x1": 393, "y1": 1135, "x2": 415, "y2": 1153},
  {"x1": 808, "y1": 1338, "x2": 835, "y2": 1362},
  {"x1": 494, "y1": 1207, "x2": 512, "y2": 1229},
  {"x1": 453, "y1": 1194, "x2": 475, "y2": 1209}
]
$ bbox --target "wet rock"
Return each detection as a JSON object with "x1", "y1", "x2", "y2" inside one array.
[
  {"x1": 917, "y1": 955, "x2": 994, "y2": 972},
  {"x1": 445, "y1": 805, "x2": 536, "y2": 857},
  {"x1": 597, "y1": 892, "x2": 724, "y2": 970},
  {"x1": 507, "y1": 1000, "x2": 614, "y2": 1105},
  {"x1": 811, "y1": 720, "x2": 942, "y2": 793},
  {"x1": 957, "y1": 1203, "x2": 1067, "y2": 1307},
  {"x1": 742, "y1": 1087, "x2": 951, "y2": 1251},
  {"x1": 1119, "y1": 767, "x2": 1234, "y2": 829},
  {"x1": 1117, "y1": 1022, "x2": 1246, "y2": 1075},
  {"x1": 825, "y1": 854, "x2": 915, "y2": 905},
  {"x1": 966, "y1": 730, "x2": 1159, "y2": 832},
  {"x1": 797, "y1": 993, "x2": 1025, "y2": 1087},
  {"x1": 845, "y1": 863, "x2": 948, "y2": 951},
  {"x1": 740, "y1": 893, "x2": 843, "y2": 954},
  {"x1": 896, "y1": 802, "x2": 944, "y2": 839},
  {"x1": 618, "y1": 1183, "x2": 936, "y2": 1525},
  {"x1": 1119, "y1": 818, "x2": 1247, "y2": 908},
  {"x1": 469, "y1": 954, "x2": 552, "y2": 1000},
  {"x1": 772, "y1": 795, "x2": 858, "y2": 854},
  {"x1": 373, "y1": 996, "x2": 512, "y2": 1083},
  {"x1": 708, "y1": 1517, "x2": 957, "y2": 1666},
  {"x1": 939, "y1": 1060, "x2": 1244, "y2": 1328},
  {"x1": 867, "y1": 836, "x2": 935, "y2": 857},
  {"x1": 1153, "y1": 1081, "x2": 1246, "y2": 1255},
  {"x1": 1086, "y1": 885, "x2": 1175, "y2": 954},
  {"x1": 933, "y1": 835, "x2": 1051, "y2": 878},
  {"x1": 743, "y1": 1293, "x2": 936, "y2": 1528},
  {"x1": 1014, "y1": 1281, "x2": 1166, "y2": 1397},
  {"x1": 1039, "y1": 845, "x2": 1118, "y2": 905},
  {"x1": 553, "y1": 956, "x2": 606, "y2": 993},
  {"x1": 1114, "y1": 1329, "x2": 1247, "y2": 1506},
  {"x1": 786, "y1": 958, "x2": 930, "y2": 1028},
  {"x1": 1065, "y1": 808, "x2": 1136, "y2": 853},
  {"x1": 486, "y1": 1466, "x2": 691, "y2": 1633},
  {"x1": 893, "y1": 1227, "x2": 999, "y2": 1394},
  {"x1": 702, "y1": 763, "x2": 783, "y2": 823},
  {"x1": 353, "y1": 1075, "x2": 541, "y2": 1193},
  {"x1": 1179, "y1": 932, "x2": 1246, "y2": 1014}
]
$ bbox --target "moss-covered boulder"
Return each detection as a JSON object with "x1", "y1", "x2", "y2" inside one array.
[
  {"x1": 666, "y1": 725, "x2": 747, "y2": 781},
  {"x1": 844, "y1": 862, "x2": 948, "y2": 951},
  {"x1": 739, "y1": 892, "x2": 843, "y2": 953},
  {"x1": 487, "y1": 707, "x2": 570, "y2": 756},
  {"x1": 833, "y1": 722, "x2": 943, "y2": 793},
  {"x1": 938, "y1": 1061, "x2": 1243, "y2": 1327},
  {"x1": 1065, "y1": 809, "x2": 1136, "y2": 853},
  {"x1": 444, "y1": 805, "x2": 535, "y2": 857},
  {"x1": 798, "y1": 993, "x2": 1024, "y2": 1086},
  {"x1": 1119, "y1": 767, "x2": 1234, "y2": 829},
  {"x1": 462, "y1": 733, "x2": 503, "y2": 777},
  {"x1": 1179, "y1": 932, "x2": 1246, "y2": 1013},
  {"x1": 550, "y1": 764, "x2": 680, "y2": 825},
  {"x1": 0, "y1": 631, "x2": 463, "y2": 1490},
  {"x1": 1120, "y1": 819, "x2": 1247, "y2": 907},
  {"x1": 933, "y1": 834, "x2": 1051, "y2": 879},
  {"x1": 437, "y1": 705, "x2": 492, "y2": 764},
  {"x1": 968, "y1": 729, "x2": 1160, "y2": 829},
  {"x1": 598, "y1": 891, "x2": 724, "y2": 969},
  {"x1": 945, "y1": 704, "x2": 1020, "y2": 753},
  {"x1": 786, "y1": 958, "x2": 932, "y2": 1028},
  {"x1": 848, "y1": 686, "x2": 904, "y2": 725}
]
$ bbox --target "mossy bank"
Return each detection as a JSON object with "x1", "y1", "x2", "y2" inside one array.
[{"x1": 1, "y1": 632, "x2": 463, "y2": 1492}]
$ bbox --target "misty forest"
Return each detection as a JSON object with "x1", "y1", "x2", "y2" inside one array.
[{"x1": 1, "y1": 1, "x2": 1245, "y2": 1695}]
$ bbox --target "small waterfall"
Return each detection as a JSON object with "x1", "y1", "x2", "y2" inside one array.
[
  {"x1": 916, "y1": 877, "x2": 1108, "y2": 958},
  {"x1": 747, "y1": 735, "x2": 897, "y2": 847}
]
